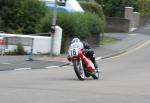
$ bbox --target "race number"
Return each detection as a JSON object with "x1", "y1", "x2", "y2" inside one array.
[{"x1": 69, "y1": 48, "x2": 79, "y2": 57}]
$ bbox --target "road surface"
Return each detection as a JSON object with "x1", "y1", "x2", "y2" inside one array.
[{"x1": 0, "y1": 39, "x2": 150, "y2": 103}]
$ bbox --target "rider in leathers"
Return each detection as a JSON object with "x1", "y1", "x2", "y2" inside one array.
[{"x1": 68, "y1": 38, "x2": 99, "y2": 72}]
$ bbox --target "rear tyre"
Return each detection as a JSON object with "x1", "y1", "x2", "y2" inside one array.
[{"x1": 73, "y1": 60, "x2": 86, "y2": 80}]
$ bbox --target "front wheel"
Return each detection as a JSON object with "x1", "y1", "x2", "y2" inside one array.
[{"x1": 73, "y1": 59, "x2": 86, "y2": 80}]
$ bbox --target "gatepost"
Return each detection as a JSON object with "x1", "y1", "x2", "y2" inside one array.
[
  {"x1": 51, "y1": 26, "x2": 62, "y2": 56},
  {"x1": 125, "y1": 7, "x2": 134, "y2": 30},
  {"x1": 125, "y1": 7, "x2": 140, "y2": 32},
  {"x1": 133, "y1": 12, "x2": 140, "y2": 28}
]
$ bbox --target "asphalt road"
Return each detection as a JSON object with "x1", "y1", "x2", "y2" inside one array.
[
  {"x1": 0, "y1": 56, "x2": 66, "y2": 71},
  {"x1": 0, "y1": 39, "x2": 150, "y2": 103}
]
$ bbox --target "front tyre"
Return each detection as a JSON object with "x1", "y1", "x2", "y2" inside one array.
[{"x1": 73, "y1": 60, "x2": 86, "y2": 80}]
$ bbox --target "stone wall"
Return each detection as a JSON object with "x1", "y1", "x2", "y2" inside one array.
[
  {"x1": 105, "y1": 7, "x2": 142, "y2": 33},
  {"x1": 105, "y1": 17, "x2": 130, "y2": 33},
  {"x1": 139, "y1": 16, "x2": 150, "y2": 26}
]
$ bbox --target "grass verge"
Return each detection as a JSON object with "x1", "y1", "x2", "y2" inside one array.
[{"x1": 100, "y1": 36, "x2": 119, "y2": 45}]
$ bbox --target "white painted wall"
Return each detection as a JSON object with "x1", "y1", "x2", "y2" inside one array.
[
  {"x1": 33, "y1": 36, "x2": 51, "y2": 54},
  {"x1": 51, "y1": 26, "x2": 62, "y2": 55},
  {"x1": 0, "y1": 33, "x2": 51, "y2": 54}
]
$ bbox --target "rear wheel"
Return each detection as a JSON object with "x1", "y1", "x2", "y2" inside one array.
[{"x1": 73, "y1": 59, "x2": 86, "y2": 80}]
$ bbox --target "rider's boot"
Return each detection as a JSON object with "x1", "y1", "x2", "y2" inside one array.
[{"x1": 93, "y1": 62, "x2": 101, "y2": 73}]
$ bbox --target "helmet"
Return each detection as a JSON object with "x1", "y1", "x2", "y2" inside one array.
[{"x1": 71, "y1": 38, "x2": 80, "y2": 43}]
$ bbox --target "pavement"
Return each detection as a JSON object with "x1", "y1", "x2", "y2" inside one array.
[
  {"x1": 0, "y1": 32, "x2": 150, "y2": 71},
  {"x1": 94, "y1": 33, "x2": 150, "y2": 59}
]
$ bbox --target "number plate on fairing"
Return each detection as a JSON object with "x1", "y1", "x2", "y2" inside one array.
[{"x1": 69, "y1": 48, "x2": 79, "y2": 57}]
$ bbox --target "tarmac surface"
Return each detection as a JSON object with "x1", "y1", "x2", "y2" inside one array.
[{"x1": 0, "y1": 32, "x2": 150, "y2": 71}]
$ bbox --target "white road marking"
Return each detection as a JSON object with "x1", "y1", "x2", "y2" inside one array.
[
  {"x1": 45, "y1": 66, "x2": 59, "y2": 69},
  {"x1": 1, "y1": 62, "x2": 11, "y2": 65},
  {"x1": 14, "y1": 68, "x2": 32, "y2": 71},
  {"x1": 128, "y1": 33, "x2": 137, "y2": 36},
  {"x1": 96, "y1": 57, "x2": 102, "y2": 61}
]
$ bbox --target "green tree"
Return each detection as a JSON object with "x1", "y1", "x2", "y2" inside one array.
[
  {"x1": 0, "y1": 0, "x2": 48, "y2": 34},
  {"x1": 95, "y1": 0, "x2": 138, "y2": 17},
  {"x1": 79, "y1": 1, "x2": 105, "y2": 34},
  {"x1": 0, "y1": 17, "x2": 3, "y2": 30},
  {"x1": 138, "y1": 0, "x2": 150, "y2": 16}
]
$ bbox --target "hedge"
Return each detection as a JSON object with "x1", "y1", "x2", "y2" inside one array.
[
  {"x1": 37, "y1": 11, "x2": 104, "y2": 52},
  {"x1": 37, "y1": 11, "x2": 104, "y2": 37},
  {"x1": 0, "y1": 0, "x2": 48, "y2": 34},
  {"x1": 79, "y1": 1, "x2": 105, "y2": 34},
  {"x1": 79, "y1": 1, "x2": 105, "y2": 19}
]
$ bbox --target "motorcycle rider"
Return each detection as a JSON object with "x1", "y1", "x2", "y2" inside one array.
[{"x1": 68, "y1": 37, "x2": 99, "y2": 72}]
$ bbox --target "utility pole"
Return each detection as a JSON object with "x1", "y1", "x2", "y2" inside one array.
[{"x1": 51, "y1": 0, "x2": 57, "y2": 30}]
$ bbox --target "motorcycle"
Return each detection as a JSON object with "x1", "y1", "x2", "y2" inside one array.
[{"x1": 68, "y1": 48, "x2": 100, "y2": 80}]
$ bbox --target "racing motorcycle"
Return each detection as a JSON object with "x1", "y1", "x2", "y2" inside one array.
[{"x1": 68, "y1": 48, "x2": 100, "y2": 80}]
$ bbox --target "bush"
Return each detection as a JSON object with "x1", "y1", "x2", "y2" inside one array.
[
  {"x1": 5, "y1": 43, "x2": 27, "y2": 55},
  {"x1": 0, "y1": 0, "x2": 48, "y2": 34},
  {"x1": 16, "y1": 43, "x2": 27, "y2": 55},
  {"x1": 79, "y1": 1, "x2": 105, "y2": 19},
  {"x1": 138, "y1": 0, "x2": 150, "y2": 16},
  {"x1": 79, "y1": 1, "x2": 105, "y2": 35},
  {"x1": 5, "y1": 50, "x2": 18, "y2": 55},
  {"x1": 38, "y1": 11, "x2": 104, "y2": 36},
  {"x1": 37, "y1": 11, "x2": 104, "y2": 52},
  {"x1": 36, "y1": 11, "x2": 53, "y2": 33}
]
